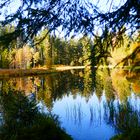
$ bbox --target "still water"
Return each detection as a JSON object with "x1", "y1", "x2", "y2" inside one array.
[{"x1": 0, "y1": 68, "x2": 140, "y2": 140}]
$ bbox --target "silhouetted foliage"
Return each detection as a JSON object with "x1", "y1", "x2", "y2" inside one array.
[{"x1": 0, "y1": 0, "x2": 139, "y2": 45}]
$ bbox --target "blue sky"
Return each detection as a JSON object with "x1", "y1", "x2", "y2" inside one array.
[
  {"x1": 93, "y1": 0, "x2": 126, "y2": 12},
  {"x1": 0, "y1": 0, "x2": 126, "y2": 18},
  {"x1": 0, "y1": 0, "x2": 21, "y2": 20},
  {"x1": 0, "y1": 0, "x2": 127, "y2": 39}
]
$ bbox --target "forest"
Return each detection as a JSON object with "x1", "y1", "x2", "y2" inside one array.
[
  {"x1": 0, "y1": 0, "x2": 140, "y2": 140},
  {"x1": 0, "y1": 24, "x2": 139, "y2": 71}
]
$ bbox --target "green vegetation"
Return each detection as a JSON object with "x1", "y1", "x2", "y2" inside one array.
[
  {"x1": 0, "y1": 67, "x2": 140, "y2": 139},
  {"x1": 0, "y1": 29, "x2": 139, "y2": 140},
  {"x1": 0, "y1": 90, "x2": 72, "y2": 140},
  {"x1": 111, "y1": 129, "x2": 140, "y2": 140},
  {"x1": 0, "y1": 0, "x2": 139, "y2": 139},
  {"x1": 0, "y1": 26, "x2": 91, "y2": 69},
  {"x1": 109, "y1": 102, "x2": 140, "y2": 140},
  {"x1": 0, "y1": 25, "x2": 139, "y2": 72}
]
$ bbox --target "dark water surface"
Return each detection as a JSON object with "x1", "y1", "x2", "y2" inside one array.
[{"x1": 0, "y1": 68, "x2": 140, "y2": 140}]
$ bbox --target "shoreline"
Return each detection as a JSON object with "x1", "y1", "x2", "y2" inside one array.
[
  {"x1": 0, "y1": 65, "x2": 139, "y2": 78},
  {"x1": 0, "y1": 66, "x2": 85, "y2": 78}
]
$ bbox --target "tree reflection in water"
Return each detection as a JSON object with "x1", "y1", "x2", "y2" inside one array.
[
  {"x1": 0, "y1": 90, "x2": 72, "y2": 140},
  {"x1": 105, "y1": 100, "x2": 140, "y2": 140},
  {"x1": 0, "y1": 69, "x2": 140, "y2": 139}
]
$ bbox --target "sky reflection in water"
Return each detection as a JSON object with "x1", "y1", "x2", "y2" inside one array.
[
  {"x1": 1, "y1": 69, "x2": 140, "y2": 140},
  {"x1": 38, "y1": 69, "x2": 140, "y2": 140},
  {"x1": 51, "y1": 93, "x2": 116, "y2": 140}
]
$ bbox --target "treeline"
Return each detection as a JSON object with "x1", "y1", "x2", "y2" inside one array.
[
  {"x1": 0, "y1": 25, "x2": 92, "y2": 69},
  {"x1": 0, "y1": 25, "x2": 139, "y2": 69}
]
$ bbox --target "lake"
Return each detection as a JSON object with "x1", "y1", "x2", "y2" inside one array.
[{"x1": 0, "y1": 68, "x2": 140, "y2": 140}]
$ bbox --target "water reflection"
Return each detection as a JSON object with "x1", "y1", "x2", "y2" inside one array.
[
  {"x1": 0, "y1": 68, "x2": 140, "y2": 139},
  {"x1": 0, "y1": 90, "x2": 72, "y2": 140}
]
